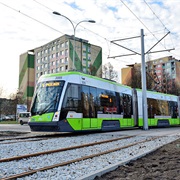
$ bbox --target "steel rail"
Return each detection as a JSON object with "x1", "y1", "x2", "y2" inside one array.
[
  {"x1": 0, "y1": 135, "x2": 134, "y2": 162},
  {"x1": 1, "y1": 136, "x2": 159, "y2": 180}
]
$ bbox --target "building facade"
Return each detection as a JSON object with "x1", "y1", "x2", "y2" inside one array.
[
  {"x1": 34, "y1": 34, "x2": 102, "y2": 84},
  {"x1": 19, "y1": 34, "x2": 102, "y2": 110},
  {"x1": 121, "y1": 56, "x2": 180, "y2": 94},
  {"x1": 19, "y1": 51, "x2": 35, "y2": 109}
]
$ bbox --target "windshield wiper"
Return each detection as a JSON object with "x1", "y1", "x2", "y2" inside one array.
[
  {"x1": 39, "y1": 94, "x2": 59, "y2": 115},
  {"x1": 39, "y1": 102, "x2": 54, "y2": 115}
]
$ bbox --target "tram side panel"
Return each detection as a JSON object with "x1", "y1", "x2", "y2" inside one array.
[{"x1": 178, "y1": 96, "x2": 180, "y2": 125}]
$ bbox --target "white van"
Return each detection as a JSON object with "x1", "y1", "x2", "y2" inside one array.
[{"x1": 18, "y1": 112, "x2": 31, "y2": 125}]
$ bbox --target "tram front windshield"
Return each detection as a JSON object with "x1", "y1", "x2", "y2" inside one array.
[{"x1": 31, "y1": 81, "x2": 64, "y2": 115}]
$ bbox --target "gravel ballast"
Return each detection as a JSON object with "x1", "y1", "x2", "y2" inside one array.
[{"x1": 0, "y1": 132, "x2": 179, "y2": 180}]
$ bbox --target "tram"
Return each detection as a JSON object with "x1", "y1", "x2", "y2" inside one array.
[{"x1": 29, "y1": 72, "x2": 180, "y2": 132}]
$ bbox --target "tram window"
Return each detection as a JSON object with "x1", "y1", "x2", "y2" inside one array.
[
  {"x1": 81, "y1": 85, "x2": 90, "y2": 117},
  {"x1": 147, "y1": 98, "x2": 160, "y2": 118},
  {"x1": 97, "y1": 89, "x2": 117, "y2": 114},
  {"x1": 81, "y1": 85, "x2": 97, "y2": 118},
  {"x1": 62, "y1": 83, "x2": 81, "y2": 111},
  {"x1": 89, "y1": 87, "x2": 97, "y2": 118},
  {"x1": 147, "y1": 98, "x2": 176, "y2": 118},
  {"x1": 169, "y1": 101, "x2": 178, "y2": 118},
  {"x1": 120, "y1": 93, "x2": 132, "y2": 118}
]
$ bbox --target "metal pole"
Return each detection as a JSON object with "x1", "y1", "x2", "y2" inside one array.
[
  {"x1": 141, "y1": 29, "x2": 148, "y2": 130},
  {"x1": 73, "y1": 28, "x2": 75, "y2": 70},
  {"x1": 52, "y1": 12, "x2": 95, "y2": 71}
]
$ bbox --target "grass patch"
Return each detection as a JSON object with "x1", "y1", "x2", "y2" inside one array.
[{"x1": 0, "y1": 120, "x2": 19, "y2": 124}]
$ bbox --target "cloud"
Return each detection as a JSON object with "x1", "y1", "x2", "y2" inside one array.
[{"x1": 0, "y1": 0, "x2": 180, "y2": 96}]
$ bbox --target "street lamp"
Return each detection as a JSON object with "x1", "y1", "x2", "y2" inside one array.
[{"x1": 53, "y1": 11, "x2": 95, "y2": 70}]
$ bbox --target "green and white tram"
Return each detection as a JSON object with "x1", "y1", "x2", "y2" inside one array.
[{"x1": 29, "y1": 72, "x2": 180, "y2": 132}]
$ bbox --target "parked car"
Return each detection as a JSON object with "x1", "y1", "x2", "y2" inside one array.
[
  {"x1": 18, "y1": 112, "x2": 31, "y2": 125},
  {"x1": 0, "y1": 115, "x2": 11, "y2": 121},
  {"x1": 7, "y1": 115, "x2": 16, "y2": 120}
]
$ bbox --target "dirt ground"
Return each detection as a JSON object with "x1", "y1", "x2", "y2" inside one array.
[{"x1": 95, "y1": 138, "x2": 180, "y2": 180}]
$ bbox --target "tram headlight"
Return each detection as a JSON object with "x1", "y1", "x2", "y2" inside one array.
[{"x1": 53, "y1": 111, "x2": 59, "y2": 121}]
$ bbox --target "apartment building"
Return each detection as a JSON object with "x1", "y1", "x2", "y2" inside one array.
[
  {"x1": 121, "y1": 56, "x2": 180, "y2": 94},
  {"x1": 19, "y1": 34, "x2": 102, "y2": 110},
  {"x1": 19, "y1": 51, "x2": 35, "y2": 109},
  {"x1": 34, "y1": 34, "x2": 102, "y2": 83}
]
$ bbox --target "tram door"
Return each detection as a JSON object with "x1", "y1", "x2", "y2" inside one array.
[{"x1": 81, "y1": 86, "x2": 98, "y2": 129}]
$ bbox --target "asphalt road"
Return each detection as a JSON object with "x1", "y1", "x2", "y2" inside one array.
[{"x1": 0, "y1": 124, "x2": 31, "y2": 132}]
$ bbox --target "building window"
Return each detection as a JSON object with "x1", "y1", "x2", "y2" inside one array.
[
  {"x1": 51, "y1": 61, "x2": 56, "y2": 66},
  {"x1": 52, "y1": 53, "x2": 56, "y2": 58},
  {"x1": 44, "y1": 56, "x2": 47, "y2": 61},
  {"x1": 83, "y1": 59, "x2": 86, "y2": 65},
  {"x1": 60, "y1": 50, "x2": 64, "y2": 55},
  {"x1": 37, "y1": 66, "x2": 41, "y2": 70},
  {"x1": 37, "y1": 52, "x2": 41, "y2": 56},
  {"x1": 60, "y1": 59, "x2": 64, "y2": 64},
  {"x1": 56, "y1": 52, "x2": 59, "y2": 58},
  {"x1": 65, "y1": 49, "x2": 68, "y2": 56},
  {"x1": 65, "y1": 41, "x2": 68, "y2": 47},
  {"x1": 56, "y1": 44, "x2": 60, "y2": 50},
  {"x1": 83, "y1": 52, "x2": 86, "y2": 57},
  {"x1": 56, "y1": 60, "x2": 59, "y2": 65},
  {"x1": 60, "y1": 66, "x2": 64, "y2": 71},
  {"x1": 37, "y1": 59, "x2": 41, "y2": 64},
  {"x1": 52, "y1": 46, "x2": 55, "y2": 51},
  {"x1": 56, "y1": 67, "x2": 60, "y2": 72},
  {"x1": 88, "y1": 46, "x2": 91, "y2": 53},
  {"x1": 60, "y1": 43, "x2": 64, "y2": 48},
  {"x1": 83, "y1": 44, "x2": 86, "y2": 51},
  {"x1": 65, "y1": 57, "x2": 68, "y2": 63}
]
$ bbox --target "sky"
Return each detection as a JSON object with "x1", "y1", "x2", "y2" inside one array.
[{"x1": 0, "y1": 0, "x2": 180, "y2": 97}]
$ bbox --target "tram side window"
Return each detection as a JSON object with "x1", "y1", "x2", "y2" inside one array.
[
  {"x1": 61, "y1": 84, "x2": 81, "y2": 119},
  {"x1": 120, "y1": 93, "x2": 132, "y2": 118},
  {"x1": 169, "y1": 101, "x2": 178, "y2": 118},
  {"x1": 159, "y1": 100, "x2": 169, "y2": 116},
  {"x1": 81, "y1": 85, "x2": 97, "y2": 118},
  {"x1": 147, "y1": 98, "x2": 172, "y2": 118},
  {"x1": 147, "y1": 98, "x2": 160, "y2": 118},
  {"x1": 97, "y1": 89, "x2": 117, "y2": 114},
  {"x1": 81, "y1": 85, "x2": 90, "y2": 118}
]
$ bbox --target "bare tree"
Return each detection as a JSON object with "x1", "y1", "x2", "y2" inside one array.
[
  {"x1": 89, "y1": 64, "x2": 97, "y2": 76},
  {"x1": 102, "y1": 62, "x2": 118, "y2": 81},
  {"x1": 0, "y1": 86, "x2": 4, "y2": 98},
  {"x1": 126, "y1": 64, "x2": 159, "y2": 90}
]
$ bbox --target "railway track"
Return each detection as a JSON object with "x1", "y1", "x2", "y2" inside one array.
[
  {"x1": 0, "y1": 135, "x2": 134, "y2": 162},
  {"x1": 0, "y1": 129, "x2": 179, "y2": 180},
  {"x1": 0, "y1": 132, "x2": 87, "y2": 145},
  {"x1": 0, "y1": 135, "x2": 166, "y2": 180}
]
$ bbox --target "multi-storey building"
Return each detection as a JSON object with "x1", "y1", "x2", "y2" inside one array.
[
  {"x1": 19, "y1": 51, "x2": 35, "y2": 109},
  {"x1": 34, "y1": 34, "x2": 102, "y2": 84},
  {"x1": 121, "y1": 56, "x2": 180, "y2": 94},
  {"x1": 19, "y1": 34, "x2": 102, "y2": 110}
]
